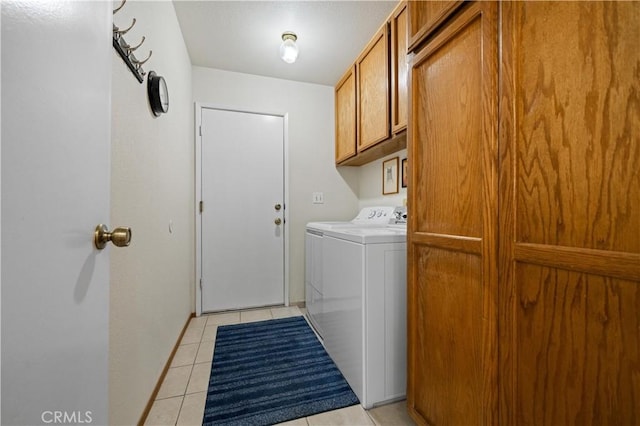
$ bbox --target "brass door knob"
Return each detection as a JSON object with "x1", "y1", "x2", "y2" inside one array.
[
  {"x1": 274, "y1": 218, "x2": 282, "y2": 226},
  {"x1": 275, "y1": 203, "x2": 282, "y2": 211},
  {"x1": 94, "y1": 224, "x2": 132, "y2": 250}
]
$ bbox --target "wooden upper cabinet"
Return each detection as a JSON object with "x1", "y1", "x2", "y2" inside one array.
[
  {"x1": 335, "y1": 66, "x2": 357, "y2": 163},
  {"x1": 335, "y1": 1, "x2": 409, "y2": 166},
  {"x1": 408, "y1": 0, "x2": 464, "y2": 52},
  {"x1": 391, "y1": 1, "x2": 408, "y2": 133},
  {"x1": 357, "y1": 25, "x2": 390, "y2": 152}
]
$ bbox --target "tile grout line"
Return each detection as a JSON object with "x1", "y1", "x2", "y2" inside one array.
[
  {"x1": 173, "y1": 394, "x2": 187, "y2": 426},
  {"x1": 365, "y1": 410, "x2": 378, "y2": 426},
  {"x1": 174, "y1": 317, "x2": 201, "y2": 426}
]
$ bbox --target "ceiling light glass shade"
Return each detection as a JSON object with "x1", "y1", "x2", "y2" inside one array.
[{"x1": 280, "y1": 32, "x2": 298, "y2": 64}]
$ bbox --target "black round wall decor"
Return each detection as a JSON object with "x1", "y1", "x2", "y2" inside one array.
[{"x1": 147, "y1": 71, "x2": 169, "y2": 116}]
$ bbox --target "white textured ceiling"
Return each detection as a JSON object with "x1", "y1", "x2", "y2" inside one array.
[{"x1": 172, "y1": 0, "x2": 398, "y2": 86}]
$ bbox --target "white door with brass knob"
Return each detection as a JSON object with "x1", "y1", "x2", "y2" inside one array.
[
  {"x1": 198, "y1": 107, "x2": 286, "y2": 312},
  {"x1": 2, "y1": 2, "x2": 111, "y2": 423}
]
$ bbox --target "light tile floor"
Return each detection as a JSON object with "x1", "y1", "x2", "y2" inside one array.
[{"x1": 144, "y1": 306, "x2": 415, "y2": 426}]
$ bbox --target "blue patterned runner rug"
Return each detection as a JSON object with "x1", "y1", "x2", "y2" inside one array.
[{"x1": 202, "y1": 316, "x2": 359, "y2": 425}]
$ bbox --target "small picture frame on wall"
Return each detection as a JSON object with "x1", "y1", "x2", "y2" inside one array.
[
  {"x1": 401, "y1": 158, "x2": 408, "y2": 188},
  {"x1": 382, "y1": 157, "x2": 399, "y2": 195}
]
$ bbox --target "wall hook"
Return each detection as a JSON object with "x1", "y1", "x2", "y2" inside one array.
[
  {"x1": 114, "y1": 18, "x2": 136, "y2": 36},
  {"x1": 113, "y1": 0, "x2": 126, "y2": 15},
  {"x1": 124, "y1": 36, "x2": 145, "y2": 53},
  {"x1": 132, "y1": 50, "x2": 152, "y2": 67}
]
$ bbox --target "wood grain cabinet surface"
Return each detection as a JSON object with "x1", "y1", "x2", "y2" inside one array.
[
  {"x1": 498, "y1": 2, "x2": 640, "y2": 424},
  {"x1": 334, "y1": 66, "x2": 357, "y2": 163},
  {"x1": 407, "y1": 2, "x2": 498, "y2": 424},
  {"x1": 391, "y1": 1, "x2": 408, "y2": 134},
  {"x1": 357, "y1": 25, "x2": 390, "y2": 152},
  {"x1": 407, "y1": 1, "x2": 640, "y2": 425},
  {"x1": 407, "y1": 0, "x2": 464, "y2": 51}
]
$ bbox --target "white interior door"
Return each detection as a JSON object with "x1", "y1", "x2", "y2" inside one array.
[
  {"x1": 200, "y1": 108, "x2": 285, "y2": 312},
  {"x1": 1, "y1": 1, "x2": 111, "y2": 424}
]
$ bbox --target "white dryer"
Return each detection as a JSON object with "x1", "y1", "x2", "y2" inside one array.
[{"x1": 320, "y1": 222, "x2": 407, "y2": 409}]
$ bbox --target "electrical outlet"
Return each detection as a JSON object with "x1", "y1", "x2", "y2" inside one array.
[{"x1": 312, "y1": 192, "x2": 324, "y2": 204}]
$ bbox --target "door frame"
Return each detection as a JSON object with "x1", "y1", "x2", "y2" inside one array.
[{"x1": 194, "y1": 102, "x2": 290, "y2": 316}]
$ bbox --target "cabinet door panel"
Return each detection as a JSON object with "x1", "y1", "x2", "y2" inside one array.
[
  {"x1": 407, "y1": 2, "x2": 498, "y2": 425},
  {"x1": 514, "y1": 264, "x2": 639, "y2": 425},
  {"x1": 408, "y1": 0, "x2": 464, "y2": 52},
  {"x1": 499, "y1": 2, "x2": 640, "y2": 424},
  {"x1": 357, "y1": 26, "x2": 390, "y2": 152},
  {"x1": 513, "y1": 3, "x2": 640, "y2": 253},
  {"x1": 391, "y1": 2, "x2": 408, "y2": 134},
  {"x1": 411, "y1": 246, "x2": 483, "y2": 425},
  {"x1": 411, "y1": 15, "x2": 483, "y2": 238},
  {"x1": 335, "y1": 66, "x2": 357, "y2": 163}
]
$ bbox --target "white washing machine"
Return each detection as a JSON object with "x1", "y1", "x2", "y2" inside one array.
[
  {"x1": 305, "y1": 207, "x2": 397, "y2": 339},
  {"x1": 319, "y1": 221, "x2": 407, "y2": 409}
]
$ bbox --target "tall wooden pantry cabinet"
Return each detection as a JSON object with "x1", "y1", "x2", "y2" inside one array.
[{"x1": 406, "y1": 1, "x2": 640, "y2": 425}]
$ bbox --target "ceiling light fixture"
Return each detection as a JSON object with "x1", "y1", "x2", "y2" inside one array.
[{"x1": 280, "y1": 31, "x2": 299, "y2": 64}]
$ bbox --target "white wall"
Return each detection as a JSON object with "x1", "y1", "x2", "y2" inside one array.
[
  {"x1": 193, "y1": 66, "x2": 360, "y2": 304},
  {"x1": 110, "y1": 2, "x2": 194, "y2": 424},
  {"x1": 357, "y1": 149, "x2": 408, "y2": 209}
]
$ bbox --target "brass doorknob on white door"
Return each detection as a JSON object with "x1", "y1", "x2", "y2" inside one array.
[
  {"x1": 94, "y1": 224, "x2": 132, "y2": 250},
  {"x1": 274, "y1": 218, "x2": 282, "y2": 225},
  {"x1": 274, "y1": 203, "x2": 282, "y2": 211}
]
